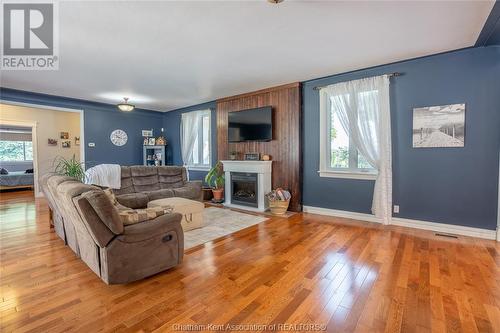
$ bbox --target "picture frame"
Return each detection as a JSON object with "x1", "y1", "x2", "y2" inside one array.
[
  {"x1": 412, "y1": 103, "x2": 465, "y2": 148},
  {"x1": 60, "y1": 132, "x2": 69, "y2": 139},
  {"x1": 244, "y1": 152, "x2": 260, "y2": 161},
  {"x1": 48, "y1": 138, "x2": 58, "y2": 146},
  {"x1": 148, "y1": 138, "x2": 156, "y2": 146},
  {"x1": 142, "y1": 129, "x2": 153, "y2": 137},
  {"x1": 75, "y1": 137, "x2": 80, "y2": 145},
  {"x1": 62, "y1": 140, "x2": 71, "y2": 148},
  {"x1": 143, "y1": 138, "x2": 149, "y2": 146}
]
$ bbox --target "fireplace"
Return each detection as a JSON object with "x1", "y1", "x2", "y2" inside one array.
[
  {"x1": 231, "y1": 172, "x2": 258, "y2": 208},
  {"x1": 222, "y1": 160, "x2": 272, "y2": 212}
]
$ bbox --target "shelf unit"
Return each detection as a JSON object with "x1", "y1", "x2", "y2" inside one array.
[{"x1": 143, "y1": 145, "x2": 166, "y2": 166}]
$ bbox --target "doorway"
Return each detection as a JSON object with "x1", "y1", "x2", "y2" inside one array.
[{"x1": 0, "y1": 102, "x2": 84, "y2": 197}]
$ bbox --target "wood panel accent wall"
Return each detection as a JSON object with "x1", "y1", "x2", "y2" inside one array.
[{"x1": 216, "y1": 83, "x2": 302, "y2": 212}]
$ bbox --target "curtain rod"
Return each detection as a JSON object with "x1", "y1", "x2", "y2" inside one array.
[{"x1": 313, "y1": 72, "x2": 401, "y2": 90}]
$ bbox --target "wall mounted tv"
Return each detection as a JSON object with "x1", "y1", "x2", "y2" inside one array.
[{"x1": 228, "y1": 106, "x2": 273, "y2": 142}]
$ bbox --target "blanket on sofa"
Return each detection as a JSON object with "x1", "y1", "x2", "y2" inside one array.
[{"x1": 85, "y1": 164, "x2": 121, "y2": 189}]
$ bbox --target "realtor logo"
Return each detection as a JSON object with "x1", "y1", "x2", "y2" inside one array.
[{"x1": 1, "y1": 1, "x2": 59, "y2": 70}]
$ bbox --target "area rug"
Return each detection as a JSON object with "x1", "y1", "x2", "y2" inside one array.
[{"x1": 184, "y1": 207, "x2": 268, "y2": 249}]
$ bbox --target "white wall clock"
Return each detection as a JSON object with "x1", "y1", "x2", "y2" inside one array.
[{"x1": 110, "y1": 129, "x2": 128, "y2": 146}]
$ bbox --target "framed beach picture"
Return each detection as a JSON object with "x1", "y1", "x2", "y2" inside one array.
[{"x1": 412, "y1": 103, "x2": 465, "y2": 148}]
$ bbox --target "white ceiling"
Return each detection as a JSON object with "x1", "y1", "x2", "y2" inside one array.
[{"x1": 1, "y1": 1, "x2": 494, "y2": 112}]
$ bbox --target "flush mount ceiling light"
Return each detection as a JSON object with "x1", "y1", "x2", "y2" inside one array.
[
  {"x1": 267, "y1": 0, "x2": 284, "y2": 3},
  {"x1": 117, "y1": 97, "x2": 135, "y2": 112}
]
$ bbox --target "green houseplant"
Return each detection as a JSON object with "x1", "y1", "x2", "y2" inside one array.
[
  {"x1": 54, "y1": 155, "x2": 86, "y2": 182},
  {"x1": 205, "y1": 161, "x2": 225, "y2": 201}
]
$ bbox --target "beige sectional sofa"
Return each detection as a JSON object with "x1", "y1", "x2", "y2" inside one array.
[{"x1": 39, "y1": 166, "x2": 201, "y2": 284}]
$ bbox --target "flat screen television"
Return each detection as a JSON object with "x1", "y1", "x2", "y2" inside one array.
[{"x1": 228, "y1": 107, "x2": 273, "y2": 142}]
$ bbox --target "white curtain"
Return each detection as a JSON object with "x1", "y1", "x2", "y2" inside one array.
[
  {"x1": 180, "y1": 111, "x2": 203, "y2": 179},
  {"x1": 323, "y1": 75, "x2": 392, "y2": 224}
]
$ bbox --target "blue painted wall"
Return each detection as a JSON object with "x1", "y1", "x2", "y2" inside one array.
[
  {"x1": 476, "y1": 0, "x2": 500, "y2": 46},
  {"x1": 0, "y1": 88, "x2": 164, "y2": 167},
  {"x1": 2, "y1": 46, "x2": 499, "y2": 230},
  {"x1": 162, "y1": 101, "x2": 217, "y2": 182},
  {"x1": 303, "y1": 46, "x2": 500, "y2": 230}
]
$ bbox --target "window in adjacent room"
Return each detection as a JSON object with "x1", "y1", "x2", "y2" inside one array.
[
  {"x1": 181, "y1": 109, "x2": 211, "y2": 170},
  {"x1": 319, "y1": 89, "x2": 378, "y2": 179},
  {"x1": 0, "y1": 140, "x2": 33, "y2": 162}
]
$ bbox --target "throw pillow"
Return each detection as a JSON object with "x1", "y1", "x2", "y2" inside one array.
[
  {"x1": 0, "y1": 168, "x2": 8, "y2": 175},
  {"x1": 103, "y1": 188, "x2": 129, "y2": 210},
  {"x1": 118, "y1": 205, "x2": 173, "y2": 225},
  {"x1": 103, "y1": 188, "x2": 117, "y2": 204}
]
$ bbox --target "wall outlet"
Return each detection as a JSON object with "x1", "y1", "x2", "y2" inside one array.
[
  {"x1": 393, "y1": 205, "x2": 400, "y2": 214},
  {"x1": 88, "y1": 142, "x2": 95, "y2": 147}
]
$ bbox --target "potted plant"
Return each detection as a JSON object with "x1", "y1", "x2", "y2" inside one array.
[
  {"x1": 53, "y1": 155, "x2": 86, "y2": 182},
  {"x1": 229, "y1": 151, "x2": 238, "y2": 160},
  {"x1": 205, "y1": 161, "x2": 225, "y2": 202}
]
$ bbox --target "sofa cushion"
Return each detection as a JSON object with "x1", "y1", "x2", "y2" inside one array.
[
  {"x1": 157, "y1": 166, "x2": 186, "y2": 188},
  {"x1": 121, "y1": 212, "x2": 183, "y2": 242},
  {"x1": 130, "y1": 166, "x2": 160, "y2": 192},
  {"x1": 146, "y1": 188, "x2": 175, "y2": 201},
  {"x1": 172, "y1": 186, "x2": 201, "y2": 200},
  {"x1": 115, "y1": 192, "x2": 149, "y2": 209},
  {"x1": 118, "y1": 206, "x2": 173, "y2": 226},
  {"x1": 113, "y1": 166, "x2": 135, "y2": 195},
  {"x1": 132, "y1": 171, "x2": 160, "y2": 192},
  {"x1": 82, "y1": 190, "x2": 124, "y2": 235},
  {"x1": 130, "y1": 166, "x2": 157, "y2": 176}
]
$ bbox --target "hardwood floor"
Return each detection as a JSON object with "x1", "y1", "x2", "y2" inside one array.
[{"x1": 1, "y1": 191, "x2": 499, "y2": 333}]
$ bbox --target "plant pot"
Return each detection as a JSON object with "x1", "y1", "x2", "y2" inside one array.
[{"x1": 212, "y1": 188, "x2": 224, "y2": 201}]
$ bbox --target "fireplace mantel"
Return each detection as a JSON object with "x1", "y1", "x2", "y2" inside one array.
[
  {"x1": 221, "y1": 160, "x2": 272, "y2": 212},
  {"x1": 221, "y1": 160, "x2": 272, "y2": 173}
]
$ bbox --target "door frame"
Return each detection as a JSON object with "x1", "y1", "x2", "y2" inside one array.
[{"x1": 0, "y1": 100, "x2": 84, "y2": 197}]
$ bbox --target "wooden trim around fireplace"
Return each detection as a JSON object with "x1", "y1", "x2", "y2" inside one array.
[{"x1": 216, "y1": 83, "x2": 302, "y2": 212}]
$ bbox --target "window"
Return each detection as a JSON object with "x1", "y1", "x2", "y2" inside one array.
[
  {"x1": 319, "y1": 90, "x2": 378, "y2": 180},
  {"x1": 181, "y1": 110, "x2": 211, "y2": 170},
  {"x1": 0, "y1": 140, "x2": 33, "y2": 161}
]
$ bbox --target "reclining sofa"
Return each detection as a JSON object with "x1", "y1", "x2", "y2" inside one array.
[
  {"x1": 114, "y1": 166, "x2": 202, "y2": 208},
  {"x1": 39, "y1": 165, "x2": 200, "y2": 284}
]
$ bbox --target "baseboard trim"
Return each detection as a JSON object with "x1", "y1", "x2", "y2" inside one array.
[
  {"x1": 391, "y1": 217, "x2": 497, "y2": 240},
  {"x1": 302, "y1": 206, "x2": 383, "y2": 224},
  {"x1": 303, "y1": 205, "x2": 497, "y2": 241}
]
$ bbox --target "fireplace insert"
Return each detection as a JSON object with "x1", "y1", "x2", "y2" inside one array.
[{"x1": 231, "y1": 172, "x2": 258, "y2": 208}]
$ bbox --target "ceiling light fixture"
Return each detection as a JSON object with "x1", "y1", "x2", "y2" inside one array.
[
  {"x1": 267, "y1": 0, "x2": 284, "y2": 3},
  {"x1": 117, "y1": 97, "x2": 135, "y2": 112}
]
